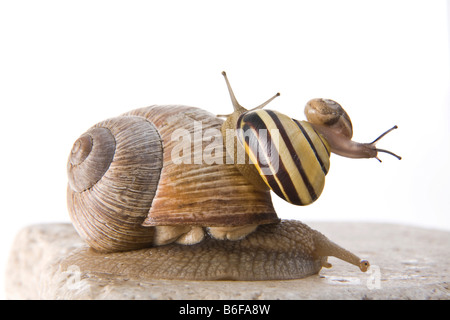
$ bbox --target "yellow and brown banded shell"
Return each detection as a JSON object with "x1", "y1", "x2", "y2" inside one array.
[
  {"x1": 236, "y1": 109, "x2": 331, "y2": 206},
  {"x1": 67, "y1": 105, "x2": 279, "y2": 252}
]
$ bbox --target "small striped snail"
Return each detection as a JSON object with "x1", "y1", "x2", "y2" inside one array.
[
  {"x1": 220, "y1": 71, "x2": 401, "y2": 206},
  {"x1": 66, "y1": 72, "x2": 399, "y2": 280}
]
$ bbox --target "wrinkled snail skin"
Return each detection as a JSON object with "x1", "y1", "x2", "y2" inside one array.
[{"x1": 62, "y1": 220, "x2": 369, "y2": 281}]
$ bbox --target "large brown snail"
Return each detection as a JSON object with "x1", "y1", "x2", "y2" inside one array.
[{"x1": 66, "y1": 72, "x2": 400, "y2": 280}]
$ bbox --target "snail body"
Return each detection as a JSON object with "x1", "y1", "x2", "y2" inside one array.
[
  {"x1": 62, "y1": 220, "x2": 369, "y2": 281},
  {"x1": 67, "y1": 72, "x2": 400, "y2": 279}
]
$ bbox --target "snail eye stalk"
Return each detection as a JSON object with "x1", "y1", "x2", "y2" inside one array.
[{"x1": 370, "y1": 125, "x2": 401, "y2": 162}]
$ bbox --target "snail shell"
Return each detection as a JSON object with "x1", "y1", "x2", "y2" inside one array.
[
  {"x1": 305, "y1": 98, "x2": 353, "y2": 139},
  {"x1": 67, "y1": 105, "x2": 278, "y2": 253},
  {"x1": 67, "y1": 116, "x2": 161, "y2": 252}
]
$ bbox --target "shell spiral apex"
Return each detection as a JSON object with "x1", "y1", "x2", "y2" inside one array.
[{"x1": 68, "y1": 127, "x2": 116, "y2": 192}]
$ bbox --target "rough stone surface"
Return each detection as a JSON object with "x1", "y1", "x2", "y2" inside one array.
[{"x1": 5, "y1": 222, "x2": 450, "y2": 299}]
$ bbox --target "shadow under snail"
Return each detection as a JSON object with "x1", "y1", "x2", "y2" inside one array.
[{"x1": 66, "y1": 72, "x2": 400, "y2": 280}]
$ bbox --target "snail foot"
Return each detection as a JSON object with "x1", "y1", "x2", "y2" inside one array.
[
  {"x1": 175, "y1": 227, "x2": 205, "y2": 245},
  {"x1": 208, "y1": 224, "x2": 258, "y2": 241}
]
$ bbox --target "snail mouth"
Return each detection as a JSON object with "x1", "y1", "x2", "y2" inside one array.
[{"x1": 67, "y1": 127, "x2": 116, "y2": 193}]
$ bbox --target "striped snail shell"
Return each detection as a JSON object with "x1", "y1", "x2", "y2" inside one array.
[{"x1": 220, "y1": 72, "x2": 400, "y2": 206}]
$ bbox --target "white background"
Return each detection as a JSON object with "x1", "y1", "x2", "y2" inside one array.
[{"x1": 0, "y1": 0, "x2": 449, "y2": 298}]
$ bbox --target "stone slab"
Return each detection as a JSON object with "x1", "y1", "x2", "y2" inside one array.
[{"x1": 5, "y1": 222, "x2": 450, "y2": 299}]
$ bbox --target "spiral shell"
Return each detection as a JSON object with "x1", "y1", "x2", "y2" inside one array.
[
  {"x1": 67, "y1": 116, "x2": 163, "y2": 252},
  {"x1": 305, "y1": 98, "x2": 353, "y2": 139},
  {"x1": 67, "y1": 105, "x2": 278, "y2": 252}
]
